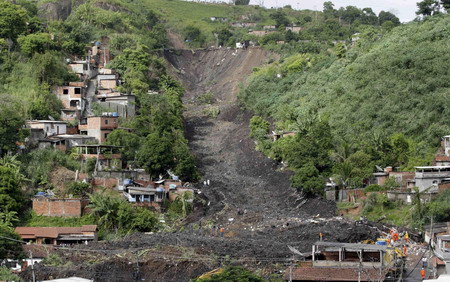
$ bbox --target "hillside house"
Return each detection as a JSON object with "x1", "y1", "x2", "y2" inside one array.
[
  {"x1": 248, "y1": 30, "x2": 273, "y2": 37},
  {"x1": 271, "y1": 131, "x2": 297, "y2": 141},
  {"x1": 15, "y1": 225, "x2": 98, "y2": 245},
  {"x1": 37, "y1": 134, "x2": 96, "y2": 151},
  {"x1": 263, "y1": 25, "x2": 276, "y2": 30},
  {"x1": 97, "y1": 74, "x2": 119, "y2": 89},
  {"x1": 210, "y1": 17, "x2": 228, "y2": 22},
  {"x1": 97, "y1": 95, "x2": 136, "y2": 118},
  {"x1": 26, "y1": 120, "x2": 67, "y2": 137},
  {"x1": 284, "y1": 242, "x2": 396, "y2": 281},
  {"x1": 75, "y1": 144, "x2": 122, "y2": 171},
  {"x1": 371, "y1": 167, "x2": 414, "y2": 188},
  {"x1": 414, "y1": 166, "x2": 450, "y2": 192},
  {"x1": 121, "y1": 178, "x2": 190, "y2": 210},
  {"x1": 425, "y1": 223, "x2": 450, "y2": 276},
  {"x1": 78, "y1": 115, "x2": 119, "y2": 143},
  {"x1": 285, "y1": 26, "x2": 303, "y2": 33},
  {"x1": 55, "y1": 82, "x2": 87, "y2": 119},
  {"x1": 90, "y1": 39, "x2": 111, "y2": 68},
  {"x1": 6, "y1": 245, "x2": 52, "y2": 272},
  {"x1": 68, "y1": 59, "x2": 94, "y2": 78}
]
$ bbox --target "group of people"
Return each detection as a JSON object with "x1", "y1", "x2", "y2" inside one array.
[{"x1": 211, "y1": 226, "x2": 225, "y2": 237}]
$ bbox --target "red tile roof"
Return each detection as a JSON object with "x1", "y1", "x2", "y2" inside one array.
[
  {"x1": 15, "y1": 225, "x2": 97, "y2": 239},
  {"x1": 284, "y1": 267, "x2": 386, "y2": 281},
  {"x1": 435, "y1": 155, "x2": 450, "y2": 162}
]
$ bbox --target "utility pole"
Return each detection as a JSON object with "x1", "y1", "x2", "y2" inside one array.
[
  {"x1": 289, "y1": 254, "x2": 293, "y2": 282},
  {"x1": 29, "y1": 250, "x2": 36, "y2": 282}
]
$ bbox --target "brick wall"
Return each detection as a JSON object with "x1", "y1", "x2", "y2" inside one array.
[
  {"x1": 100, "y1": 79, "x2": 117, "y2": 89},
  {"x1": 33, "y1": 198, "x2": 89, "y2": 217},
  {"x1": 92, "y1": 177, "x2": 118, "y2": 189}
]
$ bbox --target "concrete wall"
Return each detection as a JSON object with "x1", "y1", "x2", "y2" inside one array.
[
  {"x1": 79, "y1": 116, "x2": 118, "y2": 143},
  {"x1": 99, "y1": 79, "x2": 117, "y2": 89},
  {"x1": 96, "y1": 170, "x2": 151, "y2": 182},
  {"x1": 33, "y1": 198, "x2": 89, "y2": 217},
  {"x1": 387, "y1": 191, "x2": 438, "y2": 205},
  {"x1": 97, "y1": 101, "x2": 135, "y2": 118}
]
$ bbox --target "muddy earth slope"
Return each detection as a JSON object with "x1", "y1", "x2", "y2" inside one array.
[{"x1": 23, "y1": 48, "x2": 379, "y2": 281}]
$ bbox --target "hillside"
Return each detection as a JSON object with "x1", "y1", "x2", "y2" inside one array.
[{"x1": 239, "y1": 15, "x2": 450, "y2": 178}]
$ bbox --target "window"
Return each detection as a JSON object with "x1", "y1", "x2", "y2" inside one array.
[
  {"x1": 104, "y1": 133, "x2": 108, "y2": 139},
  {"x1": 104, "y1": 119, "x2": 109, "y2": 125},
  {"x1": 74, "y1": 88, "x2": 81, "y2": 94},
  {"x1": 63, "y1": 89, "x2": 69, "y2": 94},
  {"x1": 83, "y1": 64, "x2": 88, "y2": 71}
]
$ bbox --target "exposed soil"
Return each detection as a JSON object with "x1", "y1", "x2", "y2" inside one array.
[{"x1": 24, "y1": 48, "x2": 380, "y2": 281}]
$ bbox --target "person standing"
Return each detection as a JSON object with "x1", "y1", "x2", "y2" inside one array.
[
  {"x1": 420, "y1": 268, "x2": 426, "y2": 280},
  {"x1": 220, "y1": 227, "x2": 225, "y2": 238}
]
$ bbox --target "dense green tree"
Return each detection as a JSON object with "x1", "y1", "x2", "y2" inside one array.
[
  {"x1": 183, "y1": 25, "x2": 205, "y2": 45},
  {"x1": 29, "y1": 94, "x2": 62, "y2": 120},
  {"x1": 106, "y1": 129, "x2": 142, "y2": 164},
  {"x1": 132, "y1": 208, "x2": 159, "y2": 232},
  {"x1": 323, "y1": 1, "x2": 336, "y2": 18},
  {"x1": 234, "y1": 0, "x2": 250, "y2": 5},
  {"x1": 442, "y1": 0, "x2": 450, "y2": 11},
  {"x1": 0, "y1": 0, "x2": 27, "y2": 40},
  {"x1": 378, "y1": 11, "x2": 400, "y2": 25},
  {"x1": 67, "y1": 182, "x2": 91, "y2": 197},
  {"x1": 0, "y1": 166, "x2": 24, "y2": 213},
  {"x1": 249, "y1": 116, "x2": 270, "y2": 140},
  {"x1": 416, "y1": 0, "x2": 440, "y2": 16},
  {"x1": 137, "y1": 133, "x2": 175, "y2": 177},
  {"x1": 18, "y1": 33, "x2": 54, "y2": 57},
  {"x1": 361, "y1": 8, "x2": 378, "y2": 25},
  {"x1": 426, "y1": 190, "x2": 450, "y2": 222},
  {"x1": 339, "y1": 6, "x2": 363, "y2": 24},
  {"x1": 0, "y1": 96, "x2": 26, "y2": 156},
  {"x1": 213, "y1": 28, "x2": 233, "y2": 46},
  {"x1": 0, "y1": 224, "x2": 23, "y2": 259},
  {"x1": 291, "y1": 162, "x2": 324, "y2": 195},
  {"x1": 270, "y1": 10, "x2": 290, "y2": 27}
]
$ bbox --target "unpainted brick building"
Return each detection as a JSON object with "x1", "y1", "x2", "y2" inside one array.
[{"x1": 32, "y1": 197, "x2": 90, "y2": 217}]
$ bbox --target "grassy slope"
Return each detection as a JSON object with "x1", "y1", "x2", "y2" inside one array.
[{"x1": 240, "y1": 15, "x2": 450, "y2": 146}]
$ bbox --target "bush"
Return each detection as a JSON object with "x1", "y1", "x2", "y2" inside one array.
[{"x1": 365, "y1": 184, "x2": 386, "y2": 192}]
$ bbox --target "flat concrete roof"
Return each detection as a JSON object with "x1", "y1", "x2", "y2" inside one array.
[
  {"x1": 314, "y1": 241, "x2": 388, "y2": 251},
  {"x1": 415, "y1": 166, "x2": 450, "y2": 169},
  {"x1": 27, "y1": 120, "x2": 68, "y2": 124}
]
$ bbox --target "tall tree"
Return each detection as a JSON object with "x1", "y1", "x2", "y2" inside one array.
[
  {"x1": 378, "y1": 11, "x2": 401, "y2": 25},
  {"x1": 0, "y1": 96, "x2": 26, "y2": 156},
  {"x1": 0, "y1": 165, "x2": 24, "y2": 213},
  {"x1": 0, "y1": 0, "x2": 27, "y2": 41},
  {"x1": 416, "y1": 0, "x2": 440, "y2": 16}
]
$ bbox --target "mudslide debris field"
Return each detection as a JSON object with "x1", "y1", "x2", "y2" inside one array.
[{"x1": 23, "y1": 48, "x2": 379, "y2": 281}]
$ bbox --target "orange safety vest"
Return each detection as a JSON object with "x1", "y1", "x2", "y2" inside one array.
[{"x1": 420, "y1": 269, "x2": 425, "y2": 278}]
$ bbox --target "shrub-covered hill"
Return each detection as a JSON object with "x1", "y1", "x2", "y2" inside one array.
[{"x1": 240, "y1": 15, "x2": 450, "y2": 148}]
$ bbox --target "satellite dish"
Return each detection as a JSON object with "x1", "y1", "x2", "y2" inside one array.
[
  {"x1": 48, "y1": 115, "x2": 55, "y2": 121},
  {"x1": 376, "y1": 165, "x2": 383, "y2": 172}
]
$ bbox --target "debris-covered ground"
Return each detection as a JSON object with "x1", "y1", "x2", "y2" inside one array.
[{"x1": 23, "y1": 48, "x2": 382, "y2": 281}]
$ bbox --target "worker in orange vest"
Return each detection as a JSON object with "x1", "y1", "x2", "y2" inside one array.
[
  {"x1": 420, "y1": 268, "x2": 426, "y2": 280},
  {"x1": 220, "y1": 227, "x2": 225, "y2": 238}
]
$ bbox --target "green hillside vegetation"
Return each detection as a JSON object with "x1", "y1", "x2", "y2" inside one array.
[
  {"x1": 136, "y1": 0, "x2": 400, "y2": 49},
  {"x1": 240, "y1": 15, "x2": 450, "y2": 194}
]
